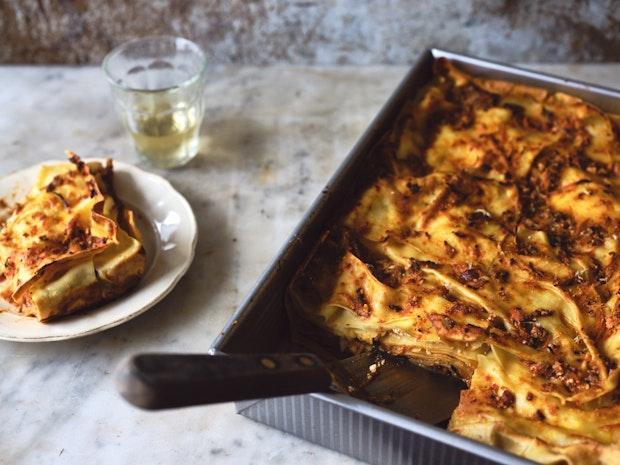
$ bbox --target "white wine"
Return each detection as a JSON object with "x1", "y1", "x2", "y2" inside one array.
[
  {"x1": 127, "y1": 101, "x2": 201, "y2": 168},
  {"x1": 104, "y1": 36, "x2": 206, "y2": 168}
]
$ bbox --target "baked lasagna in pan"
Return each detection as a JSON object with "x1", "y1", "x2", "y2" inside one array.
[
  {"x1": 0, "y1": 153, "x2": 145, "y2": 321},
  {"x1": 288, "y1": 60, "x2": 620, "y2": 464}
]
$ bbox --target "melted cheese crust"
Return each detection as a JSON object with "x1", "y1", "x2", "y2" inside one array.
[
  {"x1": 288, "y1": 60, "x2": 620, "y2": 464},
  {"x1": 0, "y1": 153, "x2": 145, "y2": 321}
]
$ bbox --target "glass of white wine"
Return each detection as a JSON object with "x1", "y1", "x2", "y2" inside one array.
[{"x1": 103, "y1": 36, "x2": 207, "y2": 168}]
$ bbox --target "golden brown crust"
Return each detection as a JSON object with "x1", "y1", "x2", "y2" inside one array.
[
  {"x1": 288, "y1": 59, "x2": 620, "y2": 463},
  {"x1": 0, "y1": 153, "x2": 145, "y2": 321}
]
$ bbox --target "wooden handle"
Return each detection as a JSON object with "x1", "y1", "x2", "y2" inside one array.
[{"x1": 116, "y1": 353, "x2": 333, "y2": 410}]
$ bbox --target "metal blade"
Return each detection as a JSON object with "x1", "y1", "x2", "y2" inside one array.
[{"x1": 328, "y1": 351, "x2": 463, "y2": 425}]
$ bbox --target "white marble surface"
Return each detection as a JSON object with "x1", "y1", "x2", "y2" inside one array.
[{"x1": 0, "y1": 63, "x2": 618, "y2": 465}]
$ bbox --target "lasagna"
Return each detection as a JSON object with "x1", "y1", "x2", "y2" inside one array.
[
  {"x1": 288, "y1": 60, "x2": 620, "y2": 464},
  {"x1": 0, "y1": 152, "x2": 145, "y2": 321}
]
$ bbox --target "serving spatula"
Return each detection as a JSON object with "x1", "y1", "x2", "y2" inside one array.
[{"x1": 116, "y1": 351, "x2": 462, "y2": 425}]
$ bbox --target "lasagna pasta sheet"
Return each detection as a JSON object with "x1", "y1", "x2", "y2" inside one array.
[
  {"x1": 288, "y1": 60, "x2": 620, "y2": 464},
  {"x1": 0, "y1": 154, "x2": 145, "y2": 321}
]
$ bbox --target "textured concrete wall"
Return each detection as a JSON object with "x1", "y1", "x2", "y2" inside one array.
[{"x1": 1, "y1": 0, "x2": 619, "y2": 65}]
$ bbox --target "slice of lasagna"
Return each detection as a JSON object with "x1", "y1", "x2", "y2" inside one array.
[
  {"x1": 288, "y1": 60, "x2": 620, "y2": 464},
  {"x1": 0, "y1": 152, "x2": 145, "y2": 321}
]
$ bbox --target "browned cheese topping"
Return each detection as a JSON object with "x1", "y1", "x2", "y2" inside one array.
[
  {"x1": 0, "y1": 153, "x2": 145, "y2": 322},
  {"x1": 288, "y1": 59, "x2": 620, "y2": 464}
]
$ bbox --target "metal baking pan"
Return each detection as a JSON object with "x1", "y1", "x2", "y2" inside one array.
[{"x1": 210, "y1": 49, "x2": 620, "y2": 465}]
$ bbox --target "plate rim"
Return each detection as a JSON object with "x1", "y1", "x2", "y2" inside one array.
[{"x1": 0, "y1": 159, "x2": 198, "y2": 342}]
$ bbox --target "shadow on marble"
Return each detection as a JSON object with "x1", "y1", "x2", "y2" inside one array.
[
  {"x1": 188, "y1": 117, "x2": 271, "y2": 172},
  {"x1": 102, "y1": 194, "x2": 233, "y2": 344}
]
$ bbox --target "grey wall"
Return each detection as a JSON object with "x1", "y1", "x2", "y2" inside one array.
[{"x1": 1, "y1": 0, "x2": 619, "y2": 64}]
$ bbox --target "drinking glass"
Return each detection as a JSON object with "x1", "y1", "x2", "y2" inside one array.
[{"x1": 103, "y1": 36, "x2": 207, "y2": 168}]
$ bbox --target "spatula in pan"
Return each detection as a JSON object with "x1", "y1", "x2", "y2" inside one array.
[{"x1": 116, "y1": 351, "x2": 462, "y2": 425}]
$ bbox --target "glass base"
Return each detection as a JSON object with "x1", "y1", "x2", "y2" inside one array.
[
  {"x1": 138, "y1": 149, "x2": 198, "y2": 169},
  {"x1": 133, "y1": 135, "x2": 200, "y2": 169}
]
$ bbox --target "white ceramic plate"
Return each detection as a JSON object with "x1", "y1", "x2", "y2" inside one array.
[{"x1": 0, "y1": 160, "x2": 197, "y2": 342}]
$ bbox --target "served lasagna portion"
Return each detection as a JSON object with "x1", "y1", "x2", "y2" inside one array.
[
  {"x1": 288, "y1": 60, "x2": 620, "y2": 464},
  {"x1": 0, "y1": 152, "x2": 145, "y2": 321}
]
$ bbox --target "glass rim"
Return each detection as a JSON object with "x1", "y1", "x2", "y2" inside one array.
[{"x1": 102, "y1": 35, "x2": 207, "y2": 94}]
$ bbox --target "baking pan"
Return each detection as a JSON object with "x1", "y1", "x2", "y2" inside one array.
[{"x1": 210, "y1": 49, "x2": 620, "y2": 465}]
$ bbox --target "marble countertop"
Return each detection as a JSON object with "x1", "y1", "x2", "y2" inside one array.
[{"x1": 0, "y1": 63, "x2": 619, "y2": 465}]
